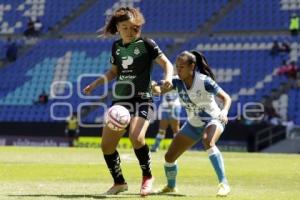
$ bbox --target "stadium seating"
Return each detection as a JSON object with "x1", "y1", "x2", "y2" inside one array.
[
  {"x1": 64, "y1": 0, "x2": 228, "y2": 33},
  {"x1": 0, "y1": 39, "x2": 7, "y2": 59},
  {"x1": 0, "y1": 0, "x2": 299, "y2": 126},
  {"x1": 63, "y1": 0, "x2": 117, "y2": 33},
  {"x1": 214, "y1": 0, "x2": 292, "y2": 31},
  {"x1": 166, "y1": 36, "x2": 298, "y2": 120},
  {"x1": 0, "y1": 0, "x2": 85, "y2": 34},
  {"x1": 288, "y1": 89, "x2": 300, "y2": 125},
  {"x1": 0, "y1": 38, "x2": 173, "y2": 122}
]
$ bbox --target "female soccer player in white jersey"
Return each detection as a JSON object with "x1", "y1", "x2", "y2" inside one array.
[
  {"x1": 152, "y1": 50, "x2": 231, "y2": 197},
  {"x1": 151, "y1": 90, "x2": 181, "y2": 152}
]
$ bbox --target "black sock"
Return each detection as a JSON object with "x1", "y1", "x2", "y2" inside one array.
[
  {"x1": 134, "y1": 144, "x2": 152, "y2": 177},
  {"x1": 103, "y1": 151, "x2": 126, "y2": 184}
]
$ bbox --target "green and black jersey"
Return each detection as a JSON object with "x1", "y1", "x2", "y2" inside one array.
[{"x1": 110, "y1": 37, "x2": 162, "y2": 101}]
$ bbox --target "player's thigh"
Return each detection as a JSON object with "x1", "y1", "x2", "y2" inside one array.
[
  {"x1": 101, "y1": 125, "x2": 126, "y2": 154},
  {"x1": 169, "y1": 119, "x2": 180, "y2": 133},
  {"x1": 202, "y1": 124, "x2": 223, "y2": 149},
  {"x1": 165, "y1": 133, "x2": 197, "y2": 163},
  {"x1": 159, "y1": 119, "x2": 169, "y2": 130},
  {"x1": 128, "y1": 116, "x2": 150, "y2": 148}
]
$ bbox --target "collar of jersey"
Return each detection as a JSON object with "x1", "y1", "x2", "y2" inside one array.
[{"x1": 120, "y1": 37, "x2": 142, "y2": 47}]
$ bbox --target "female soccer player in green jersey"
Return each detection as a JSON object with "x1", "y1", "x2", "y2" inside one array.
[{"x1": 83, "y1": 7, "x2": 173, "y2": 196}]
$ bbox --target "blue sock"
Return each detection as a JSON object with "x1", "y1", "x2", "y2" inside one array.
[
  {"x1": 164, "y1": 161, "x2": 178, "y2": 188},
  {"x1": 207, "y1": 146, "x2": 227, "y2": 184},
  {"x1": 152, "y1": 137, "x2": 162, "y2": 150},
  {"x1": 152, "y1": 131, "x2": 165, "y2": 150}
]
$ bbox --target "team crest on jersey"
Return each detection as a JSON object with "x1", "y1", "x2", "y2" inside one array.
[
  {"x1": 134, "y1": 47, "x2": 140, "y2": 55},
  {"x1": 121, "y1": 56, "x2": 133, "y2": 69},
  {"x1": 196, "y1": 90, "x2": 201, "y2": 97}
]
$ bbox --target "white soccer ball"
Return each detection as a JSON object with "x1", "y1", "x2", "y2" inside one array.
[{"x1": 105, "y1": 105, "x2": 131, "y2": 131}]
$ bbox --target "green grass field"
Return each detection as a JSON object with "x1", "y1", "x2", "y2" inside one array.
[{"x1": 0, "y1": 147, "x2": 299, "y2": 200}]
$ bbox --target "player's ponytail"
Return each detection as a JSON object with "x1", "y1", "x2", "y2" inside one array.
[{"x1": 190, "y1": 50, "x2": 215, "y2": 81}]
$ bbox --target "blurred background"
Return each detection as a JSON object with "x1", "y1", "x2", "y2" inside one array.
[{"x1": 0, "y1": 0, "x2": 300, "y2": 153}]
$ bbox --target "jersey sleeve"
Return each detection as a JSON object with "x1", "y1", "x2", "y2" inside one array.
[
  {"x1": 172, "y1": 76, "x2": 180, "y2": 90},
  {"x1": 110, "y1": 41, "x2": 117, "y2": 65},
  {"x1": 144, "y1": 38, "x2": 163, "y2": 60},
  {"x1": 204, "y1": 77, "x2": 222, "y2": 95}
]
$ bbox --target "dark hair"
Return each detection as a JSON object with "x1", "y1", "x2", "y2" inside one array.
[
  {"x1": 177, "y1": 50, "x2": 215, "y2": 80},
  {"x1": 190, "y1": 50, "x2": 215, "y2": 80},
  {"x1": 100, "y1": 7, "x2": 145, "y2": 37}
]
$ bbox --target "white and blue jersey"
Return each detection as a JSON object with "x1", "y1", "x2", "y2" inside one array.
[
  {"x1": 172, "y1": 72, "x2": 225, "y2": 140},
  {"x1": 158, "y1": 90, "x2": 181, "y2": 120}
]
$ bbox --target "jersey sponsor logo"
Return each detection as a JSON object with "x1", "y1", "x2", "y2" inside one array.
[
  {"x1": 121, "y1": 56, "x2": 133, "y2": 69},
  {"x1": 122, "y1": 69, "x2": 133, "y2": 73},
  {"x1": 119, "y1": 75, "x2": 136, "y2": 80},
  {"x1": 134, "y1": 47, "x2": 140, "y2": 55}
]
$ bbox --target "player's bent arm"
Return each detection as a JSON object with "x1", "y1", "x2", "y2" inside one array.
[
  {"x1": 217, "y1": 89, "x2": 232, "y2": 115},
  {"x1": 83, "y1": 65, "x2": 118, "y2": 94},
  {"x1": 155, "y1": 54, "x2": 173, "y2": 85},
  {"x1": 151, "y1": 81, "x2": 172, "y2": 95}
]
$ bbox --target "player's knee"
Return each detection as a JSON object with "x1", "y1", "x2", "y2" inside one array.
[
  {"x1": 165, "y1": 152, "x2": 176, "y2": 163},
  {"x1": 173, "y1": 128, "x2": 180, "y2": 134},
  {"x1": 130, "y1": 135, "x2": 145, "y2": 147},
  {"x1": 101, "y1": 143, "x2": 114, "y2": 154},
  {"x1": 202, "y1": 138, "x2": 215, "y2": 150}
]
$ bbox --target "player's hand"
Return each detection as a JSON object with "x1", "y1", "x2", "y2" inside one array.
[
  {"x1": 83, "y1": 84, "x2": 94, "y2": 95},
  {"x1": 151, "y1": 80, "x2": 158, "y2": 88},
  {"x1": 160, "y1": 79, "x2": 173, "y2": 90},
  {"x1": 218, "y1": 110, "x2": 228, "y2": 124}
]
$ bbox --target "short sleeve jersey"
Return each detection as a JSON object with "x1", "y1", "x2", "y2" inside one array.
[
  {"x1": 110, "y1": 37, "x2": 162, "y2": 101},
  {"x1": 172, "y1": 72, "x2": 224, "y2": 127}
]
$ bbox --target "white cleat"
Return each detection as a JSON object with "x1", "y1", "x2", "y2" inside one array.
[
  {"x1": 103, "y1": 183, "x2": 128, "y2": 195},
  {"x1": 217, "y1": 182, "x2": 230, "y2": 197}
]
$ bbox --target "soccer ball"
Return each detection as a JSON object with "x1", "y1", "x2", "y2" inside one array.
[{"x1": 105, "y1": 105, "x2": 131, "y2": 131}]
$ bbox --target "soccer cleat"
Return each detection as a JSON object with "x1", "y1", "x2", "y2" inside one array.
[
  {"x1": 104, "y1": 183, "x2": 128, "y2": 195},
  {"x1": 217, "y1": 182, "x2": 230, "y2": 197},
  {"x1": 155, "y1": 185, "x2": 178, "y2": 194},
  {"x1": 140, "y1": 176, "x2": 154, "y2": 196}
]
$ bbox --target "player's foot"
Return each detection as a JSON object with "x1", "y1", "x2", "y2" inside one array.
[
  {"x1": 104, "y1": 183, "x2": 128, "y2": 195},
  {"x1": 155, "y1": 185, "x2": 177, "y2": 194},
  {"x1": 140, "y1": 176, "x2": 154, "y2": 196},
  {"x1": 150, "y1": 147, "x2": 158, "y2": 152},
  {"x1": 217, "y1": 182, "x2": 230, "y2": 197}
]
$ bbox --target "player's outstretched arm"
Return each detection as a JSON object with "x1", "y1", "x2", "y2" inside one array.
[{"x1": 83, "y1": 65, "x2": 118, "y2": 95}]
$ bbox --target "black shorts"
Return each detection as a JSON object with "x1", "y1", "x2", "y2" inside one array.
[
  {"x1": 112, "y1": 98, "x2": 154, "y2": 121},
  {"x1": 66, "y1": 130, "x2": 77, "y2": 138}
]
